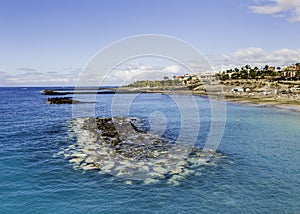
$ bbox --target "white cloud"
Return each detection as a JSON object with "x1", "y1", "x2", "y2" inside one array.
[
  {"x1": 208, "y1": 47, "x2": 300, "y2": 71},
  {"x1": 249, "y1": 0, "x2": 300, "y2": 22},
  {"x1": 16, "y1": 68, "x2": 37, "y2": 72},
  {"x1": 163, "y1": 65, "x2": 181, "y2": 73},
  {"x1": 102, "y1": 63, "x2": 187, "y2": 85},
  {"x1": 80, "y1": 55, "x2": 212, "y2": 86},
  {"x1": 0, "y1": 68, "x2": 81, "y2": 86},
  {"x1": 2, "y1": 47, "x2": 300, "y2": 86}
]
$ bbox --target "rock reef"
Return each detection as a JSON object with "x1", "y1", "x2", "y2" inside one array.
[
  {"x1": 55, "y1": 117, "x2": 224, "y2": 185},
  {"x1": 47, "y1": 97, "x2": 81, "y2": 104}
]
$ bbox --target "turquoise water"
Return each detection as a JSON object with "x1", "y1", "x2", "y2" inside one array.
[{"x1": 0, "y1": 87, "x2": 299, "y2": 213}]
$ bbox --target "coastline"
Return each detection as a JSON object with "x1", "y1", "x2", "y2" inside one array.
[
  {"x1": 41, "y1": 85, "x2": 300, "y2": 111},
  {"x1": 115, "y1": 86, "x2": 300, "y2": 111}
]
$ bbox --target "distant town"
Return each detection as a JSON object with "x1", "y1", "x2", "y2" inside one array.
[
  {"x1": 126, "y1": 63, "x2": 300, "y2": 95},
  {"x1": 172, "y1": 63, "x2": 300, "y2": 84},
  {"x1": 216, "y1": 63, "x2": 300, "y2": 81}
]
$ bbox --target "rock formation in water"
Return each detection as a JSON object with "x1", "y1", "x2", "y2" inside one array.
[
  {"x1": 47, "y1": 97, "x2": 81, "y2": 104},
  {"x1": 54, "y1": 117, "x2": 224, "y2": 185}
]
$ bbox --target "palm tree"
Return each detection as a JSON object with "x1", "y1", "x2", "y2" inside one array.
[
  {"x1": 245, "y1": 64, "x2": 251, "y2": 70},
  {"x1": 264, "y1": 65, "x2": 269, "y2": 71}
]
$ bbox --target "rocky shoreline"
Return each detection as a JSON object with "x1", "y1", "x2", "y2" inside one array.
[
  {"x1": 55, "y1": 117, "x2": 224, "y2": 185},
  {"x1": 118, "y1": 82, "x2": 300, "y2": 109},
  {"x1": 43, "y1": 83, "x2": 300, "y2": 109}
]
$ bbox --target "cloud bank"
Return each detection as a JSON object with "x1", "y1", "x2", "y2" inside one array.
[
  {"x1": 1, "y1": 47, "x2": 300, "y2": 86},
  {"x1": 101, "y1": 63, "x2": 187, "y2": 86},
  {"x1": 0, "y1": 68, "x2": 81, "y2": 86},
  {"x1": 208, "y1": 47, "x2": 300, "y2": 71},
  {"x1": 249, "y1": 0, "x2": 300, "y2": 22}
]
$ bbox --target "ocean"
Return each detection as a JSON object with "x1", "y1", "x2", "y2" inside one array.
[{"x1": 0, "y1": 87, "x2": 299, "y2": 213}]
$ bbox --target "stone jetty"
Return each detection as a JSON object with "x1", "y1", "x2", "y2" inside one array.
[
  {"x1": 55, "y1": 117, "x2": 225, "y2": 185},
  {"x1": 42, "y1": 89, "x2": 67, "y2": 95}
]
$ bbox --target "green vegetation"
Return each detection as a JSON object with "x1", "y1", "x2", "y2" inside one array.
[{"x1": 125, "y1": 79, "x2": 181, "y2": 88}]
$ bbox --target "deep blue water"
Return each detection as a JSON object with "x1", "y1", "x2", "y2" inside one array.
[{"x1": 0, "y1": 87, "x2": 299, "y2": 213}]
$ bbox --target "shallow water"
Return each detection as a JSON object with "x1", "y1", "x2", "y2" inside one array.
[{"x1": 0, "y1": 87, "x2": 299, "y2": 213}]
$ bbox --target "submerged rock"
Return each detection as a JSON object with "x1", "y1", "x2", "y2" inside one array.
[
  {"x1": 167, "y1": 179, "x2": 180, "y2": 186},
  {"x1": 124, "y1": 180, "x2": 133, "y2": 185},
  {"x1": 167, "y1": 174, "x2": 185, "y2": 186},
  {"x1": 144, "y1": 178, "x2": 160, "y2": 185}
]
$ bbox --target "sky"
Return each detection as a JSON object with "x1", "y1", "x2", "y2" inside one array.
[{"x1": 1, "y1": 0, "x2": 300, "y2": 86}]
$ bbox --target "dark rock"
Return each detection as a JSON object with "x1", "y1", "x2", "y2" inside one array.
[
  {"x1": 74, "y1": 117, "x2": 176, "y2": 160},
  {"x1": 47, "y1": 97, "x2": 81, "y2": 104}
]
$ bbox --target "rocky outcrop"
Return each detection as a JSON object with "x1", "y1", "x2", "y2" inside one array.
[
  {"x1": 54, "y1": 117, "x2": 225, "y2": 185},
  {"x1": 47, "y1": 97, "x2": 81, "y2": 104}
]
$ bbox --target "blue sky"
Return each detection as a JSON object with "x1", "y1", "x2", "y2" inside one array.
[{"x1": 1, "y1": 0, "x2": 300, "y2": 86}]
